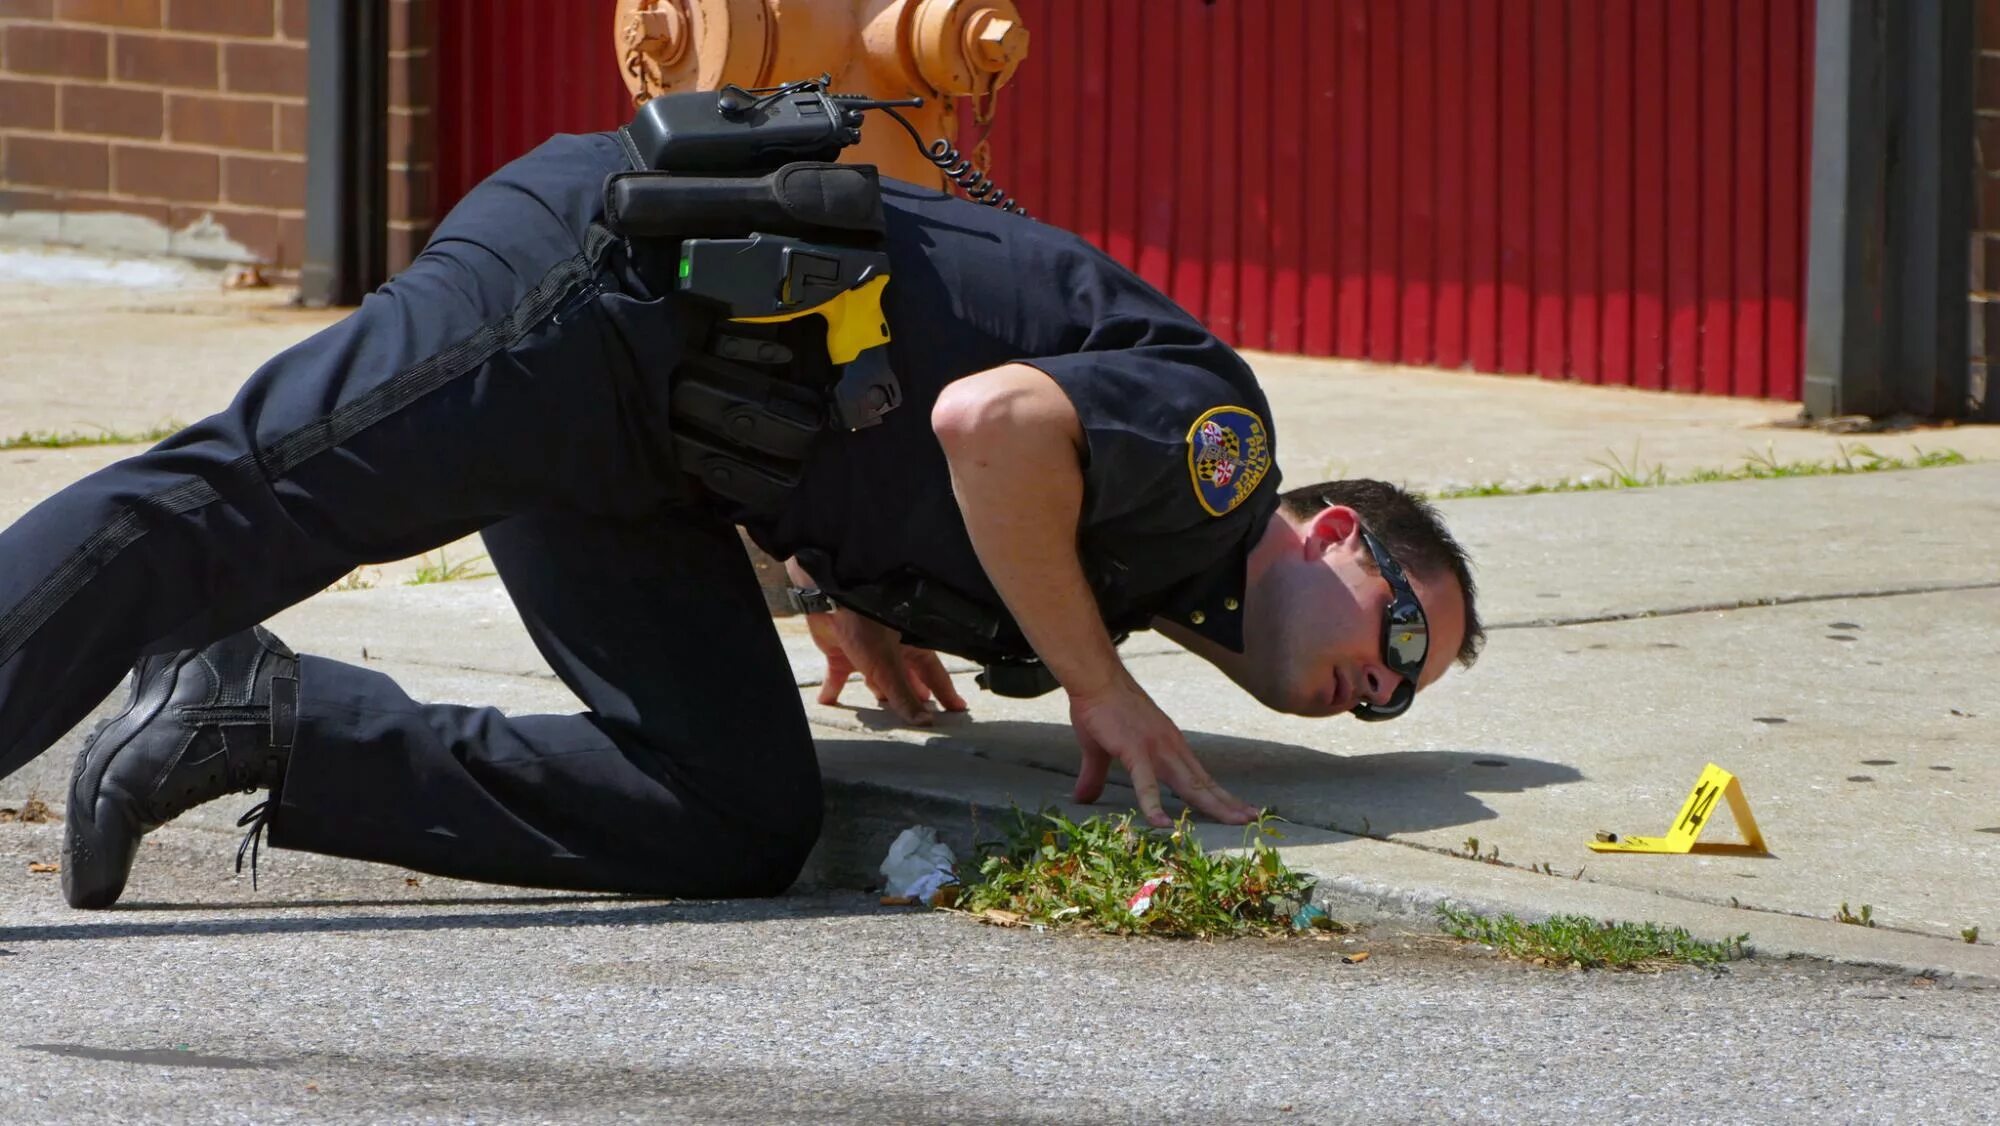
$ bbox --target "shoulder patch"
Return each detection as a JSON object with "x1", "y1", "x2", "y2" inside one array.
[{"x1": 1186, "y1": 406, "x2": 1272, "y2": 517}]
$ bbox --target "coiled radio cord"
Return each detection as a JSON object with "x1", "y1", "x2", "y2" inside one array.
[{"x1": 880, "y1": 107, "x2": 1031, "y2": 218}]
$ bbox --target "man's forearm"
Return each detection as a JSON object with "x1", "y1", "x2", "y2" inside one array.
[{"x1": 933, "y1": 365, "x2": 1127, "y2": 697}]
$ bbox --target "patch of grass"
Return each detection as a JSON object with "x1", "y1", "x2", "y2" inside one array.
[
  {"x1": 954, "y1": 809, "x2": 1328, "y2": 938},
  {"x1": 404, "y1": 549, "x2": 494, "y2": 586},
  {"x1": 1964, "y1": 926, "x2": 1980, "y2": 945},
  {"x1": 1835, "y1": 902, "x2": 1876, "y2": 928},
  {"x1": 0, "y1": 423, "x2": 182, "y2": 451},
  {"x1": 1427, "y1": 443, "x2": 1967, "y2": 500},
  {"x1": 1588, "y1": 445, "x2": 1671, "y2": 488},
  {"x1": 1437, "y1": 905, "x2": 1750, "y2": 971}
]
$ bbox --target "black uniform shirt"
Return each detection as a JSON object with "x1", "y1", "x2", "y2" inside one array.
[{"x1": 741, "y1": 180, "x2": 1283, "y2": 657}]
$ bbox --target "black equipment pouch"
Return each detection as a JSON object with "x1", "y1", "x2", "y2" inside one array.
[
  {"x1": 604, "y1": 162, "x2": 886, "y2": 241},
  {"x1": 665, "y1": 350, "x2": 825, "y2": 510},
  {"x1": 975, "y1": 662, "x2": 1063, "y2": 699},
  {"x1": 668, "y1": 356, "x2": 822, "y2": 462}
]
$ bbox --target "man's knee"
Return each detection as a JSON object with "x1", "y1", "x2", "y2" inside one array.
[
  {"x1": 617, "y1": 753, "x2": 822, "y2": 898},
  {"x1": 750, "y1": 792, "x2": 824, "y2": 895},
  {"x1": 721, "y1": 763, "x2": 824, "y2": 896}
]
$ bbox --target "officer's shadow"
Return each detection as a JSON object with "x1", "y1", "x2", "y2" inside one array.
[
  {"x1": 0, "y1": 892, "x2": 890, "y2": 946},
  {"x1": 880, "y1": 717, "x2": 1584, "y2": 841}
]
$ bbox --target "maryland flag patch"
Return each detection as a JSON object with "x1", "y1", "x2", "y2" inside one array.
[{"x1": 1186, "y1": 406, "x2": 1272, "y2": 516}]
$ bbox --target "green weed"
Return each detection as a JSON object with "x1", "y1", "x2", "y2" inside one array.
[
  {"x1": 1964, "y1": 926, "x2": 1980, "y2": 945},
  {"x1": 1437, "y1": 905, "x2": 1750, "y2": 971},
  {"x1": 954, "y1": 808, "x2": 1330, "y2": 938},
  {"x1": 1456, "y1": 836, "x2": 1502, "y2": 864},
  {"x1": 1587, "y1": 444, "x2": 1670, "y2": 488},
  {"x1": 1428, "y1": 443, "x2": 1966, "y2": 500},
  {"x1": 404, "y1": 549, "x2": 494, "y2": 586},
  {"x1": 326, "y1": 567, "x2": 380, "y2": 593},
  {"x1": 1835, "y1": 902, "x2": 1876, "y2": 927},
  {"x1": 0, "y1": 423, "x2": 182, "y2": 451}
]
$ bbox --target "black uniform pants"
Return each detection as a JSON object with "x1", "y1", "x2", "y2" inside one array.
[{"x1": 0, "y1": 133, "x2": 823, "y2": 895}]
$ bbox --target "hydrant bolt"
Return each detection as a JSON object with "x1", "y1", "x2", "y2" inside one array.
[
  {"x1": 636, "y1": 2, "x2": 688, "y2": 66},
  {"x1": 966, "y1": 9, "x2": 1022, "y2": 70}
]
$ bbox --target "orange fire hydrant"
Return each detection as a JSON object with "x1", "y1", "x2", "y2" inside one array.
[{"x1": 613, "y1": 0, "x2": 1028, "y2": 188}]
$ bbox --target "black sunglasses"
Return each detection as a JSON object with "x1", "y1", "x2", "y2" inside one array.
[{"x1": 1352, "y1": 529, "x2": 1430, "y2": 722}]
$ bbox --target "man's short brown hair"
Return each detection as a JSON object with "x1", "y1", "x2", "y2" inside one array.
[{"x1": 1278, "y1": 479, "x2": 1484, "y2": 667}]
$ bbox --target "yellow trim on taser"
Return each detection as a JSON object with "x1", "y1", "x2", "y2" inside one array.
[{"x1": 735, "y1": 274, "x2": 892, "y2": 365}]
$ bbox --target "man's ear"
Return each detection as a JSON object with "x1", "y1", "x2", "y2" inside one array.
[{"x1": 1302, "y1": 504, "x2": 1362, "y2": 558}]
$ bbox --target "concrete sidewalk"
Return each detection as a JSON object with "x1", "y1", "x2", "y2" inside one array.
[{"x1": 4, "y1": 246, "x2": 1999, "y2": 980}]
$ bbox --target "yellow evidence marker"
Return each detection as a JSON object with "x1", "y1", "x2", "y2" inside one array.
[{"x1": 1589, "y1": 762, "x2": 1770, "y2": 856}]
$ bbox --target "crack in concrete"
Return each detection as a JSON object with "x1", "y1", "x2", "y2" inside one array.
[{"x1": 1488, "y1": 578, "x2": 2000, "y2": 631}]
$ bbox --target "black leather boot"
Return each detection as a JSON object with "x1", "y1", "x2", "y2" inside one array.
[{"x1": 63, "y1": 626, "x2": 298, "y2": 909}]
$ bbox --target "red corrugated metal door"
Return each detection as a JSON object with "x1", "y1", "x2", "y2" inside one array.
[
  {"x1": 431, "y1": 1, "x2": 1815, "y2": 401},
  {"x1": 986, "y1": 0, "x2": 1816, "y2": 401},
  {"x1": 434, "y1": 2, "x2": 633, "y2": 227}
]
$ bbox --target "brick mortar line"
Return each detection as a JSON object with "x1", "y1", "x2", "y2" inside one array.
[
  {"x1": 5, "y1": 139, "x2": 306, "y2": 161},
  {"x1": 0, "y1": 128, "x2": 304, "y2": 157},
  {"x1": 2, "y1": 195, "x2": 306, "y2": 217},
  {"x1": 0, "y1": 79, "x2": 306, "y2": 104},
  {"x1": 8, "y1": 23, "x2": 305, "y2": 45},
  {"x1": 53, "y1": 84, "x2": 308, "y2": 104}
]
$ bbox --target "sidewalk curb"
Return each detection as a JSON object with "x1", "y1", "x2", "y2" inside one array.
[{"x1": 802, "y1": 730, "x2": 2000, "y2": 986}]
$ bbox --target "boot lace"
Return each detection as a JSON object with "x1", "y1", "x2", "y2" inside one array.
[{"x1": 234, "y1": 799, "x2": 276, "y2": 888}]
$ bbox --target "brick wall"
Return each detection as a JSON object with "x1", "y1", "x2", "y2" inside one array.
[{"x1": 0, "y1": 0, "x2": 436, "y2": 279}]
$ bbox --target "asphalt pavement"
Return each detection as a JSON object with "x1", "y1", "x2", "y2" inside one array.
[
  {"x1": 3, "y1": 244, "x2": 2000, "y2": 1121},
  {"x1": 1, "y1": 833, "x2": 1996, "y2": 1123}
]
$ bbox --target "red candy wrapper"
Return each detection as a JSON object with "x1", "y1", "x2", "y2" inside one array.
[{"x1": 1125, "y1": 874, "x2": 1172, "y2": 917}]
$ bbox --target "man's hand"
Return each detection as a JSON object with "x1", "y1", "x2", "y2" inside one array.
[
  {"x1": 805, "y1": 608, "x2": 968, "y2": 727},
  {"x1": 1068, "y1": 678, "x2": 1260, "y2": 828},
  {"x1": 933, "y1": 364, "x2": 1257, "y2": 828}
]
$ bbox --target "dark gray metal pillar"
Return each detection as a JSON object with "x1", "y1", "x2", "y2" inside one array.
[
  {"x1": 1803, "y1": 0, "x2": 1975, "y2": 420},
  {"x1": 1803, "y1": 0, "x2": 1888, "y2": 418},
  {"x1": 300, "y1": 0, "x2": 389, "y2": 307}
]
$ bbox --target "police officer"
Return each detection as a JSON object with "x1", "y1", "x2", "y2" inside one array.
[{"x1": 0, "y1": 109, "x2": 1481, "y2": 910}]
